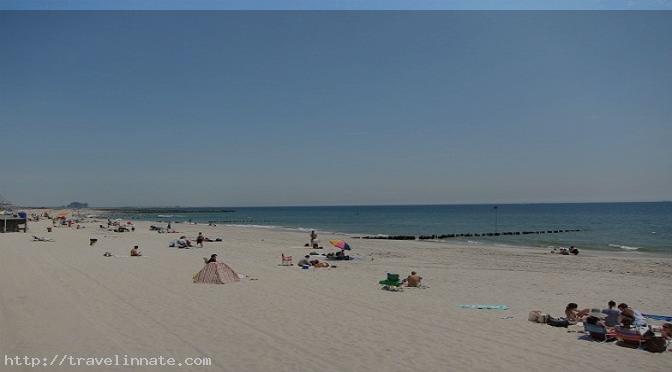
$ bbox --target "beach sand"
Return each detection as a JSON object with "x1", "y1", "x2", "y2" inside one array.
[{"x1": 1, "y1": 215, "x2": 671, "y2": 371}]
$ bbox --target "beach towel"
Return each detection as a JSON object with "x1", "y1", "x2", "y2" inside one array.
[
  {"x1": 643, "y1": 313, "x2": 672, "y2": 322},
  {"x1": 458, "y1": 304, "x2": 509, "y2": 310},
  {"x1": 32, "y1": 236, "x2": 53, "y2": 242}
]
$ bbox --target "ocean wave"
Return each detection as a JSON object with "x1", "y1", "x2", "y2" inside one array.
[{"x1": 608, "y1": 244, "x2": 641, "y2": 251}]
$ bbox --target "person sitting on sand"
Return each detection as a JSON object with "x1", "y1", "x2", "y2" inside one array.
[
  {"x1": 206, "y1": 254, "x2": 217, "y2": 264},
  {"x1": 565, "y1": 303, "x2": 589, "y2": 322},
  {"x1": 298, "y1": 255, "x2": 311, "y2": 267},
  {"x1": 602, "y1": 300, "x2": 621, "y2": 327},
  {"x1": 569, "y1": 246, "x2": 579, "y2": 255},
  {"x1": 662, "y1": 323, "x2": 672, "y2": 340},
  {"x1": 196, "y1": 232, "x2": 205, "y2": 248},
  {"x1": 618, "y1": 303, "x2": 646, "y2": 327},
  {"x1": 585, "y1": 309, "x2": 608, "y2": 326},
  {"x1": 130, "y1": 245, "x2": 142, "y2": 257},
  {"x1": 401, "y1": 271, "x2": 423, "y2": 287}
]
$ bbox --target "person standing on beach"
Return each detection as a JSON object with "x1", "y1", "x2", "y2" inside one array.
[
  {"x1": 196, "y1": 232, "x2": 204, "y2": 248},
  {"x1": 310, "y1": 230, "x2": 318, "y2": 248}
]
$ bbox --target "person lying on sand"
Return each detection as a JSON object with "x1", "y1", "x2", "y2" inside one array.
[
  {"x1": 130, "y1": 245, "x2": 142, "y2": 257},
  {"x1": 401, "y1": 271, "x2": 423, "y2": 287},
  {"x1": 565, "y1": 303, "x2": 589, "y2": 322},
  {"x1": 310, "y1": 259, "x2": 329, "y2": 268}
]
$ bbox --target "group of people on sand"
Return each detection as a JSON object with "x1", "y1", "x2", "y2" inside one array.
[
  {"x1": 565, "y1": 301, "x2": 648, "y2": 327},
  {"x1": 565, "y1": 300, "x2": 672, "y2": 352},
  {"x1": 551, "y1": 245, "x2": 579, "y2": 255}
]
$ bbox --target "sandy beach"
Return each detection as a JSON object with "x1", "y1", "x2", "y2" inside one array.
[{"x1": 1, "y1": 214, "x2": 671, "y2": 372}]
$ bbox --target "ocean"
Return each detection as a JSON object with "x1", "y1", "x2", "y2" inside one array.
[{"x1": 102, "y1": 202, "x2": 671, "y2": 254}]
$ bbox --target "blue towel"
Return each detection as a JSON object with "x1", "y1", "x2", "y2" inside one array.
[{"x1": 643, "y1": 313, "x2": 672, "y2": 322}]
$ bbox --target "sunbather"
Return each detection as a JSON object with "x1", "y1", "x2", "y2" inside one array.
[
  {"x1": 310, "y1": 259, "x2": 329, "y2": 268},
  {"x1": 401, "y1": 271, "x2": 423, "y2": 287},
  {"x1": 130, "y1": 245, "x2": 142, "y2": 256},
  {"x1": 565, "y1": 303, "x2": 589, "y2": 322}
]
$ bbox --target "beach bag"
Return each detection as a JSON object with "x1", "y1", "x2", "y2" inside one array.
[
  {"x1": 547, "y1": 317, "x2": 569, "y2": 328},
  {"x1": 528, "y1": 311, "x2": 542, "y2": 322},
  {"x1": 643, "y1": 333, "x2": 667, "y2": 353}
]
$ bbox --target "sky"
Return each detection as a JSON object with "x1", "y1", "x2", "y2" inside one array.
[
  {"x1": 1, "y1": 11, "x2": 671, "y2": 207},
  {"x1": 2, "y1": 0, "x2": 672, "y2": 11}
]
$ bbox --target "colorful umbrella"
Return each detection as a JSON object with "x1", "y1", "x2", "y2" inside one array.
[{"x1": 329, "y1": 239, "x2": 351, "y2": 250}]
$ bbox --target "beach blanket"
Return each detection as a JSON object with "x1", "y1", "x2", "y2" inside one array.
[
  {"x1": 458, "y1": 304, "x2": 509, "y2": 310},
  {"x1": 643, "y1": 313, "x2": 672, "y2": 322}
]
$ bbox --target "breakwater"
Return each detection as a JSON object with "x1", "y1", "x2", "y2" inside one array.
[{"x1": 355, "y1": 229, "x2": 582, "y2": 241}]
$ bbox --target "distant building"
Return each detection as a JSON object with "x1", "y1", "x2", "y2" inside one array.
[{"x1": 67, "y1": 202, "x2": 89, "y2": 209}]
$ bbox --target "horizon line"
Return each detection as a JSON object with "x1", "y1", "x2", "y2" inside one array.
[{"x1": 15, "y1": 200, "x2": 672, "y2": 209}]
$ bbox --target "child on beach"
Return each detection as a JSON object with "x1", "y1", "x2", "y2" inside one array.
[{"x1": 196, "y1": 232, "x2": 204, "y2": 248}]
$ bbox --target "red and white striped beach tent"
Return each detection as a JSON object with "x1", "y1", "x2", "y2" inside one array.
[{"x1": 193, "y1": 262, "x2": 240, "y2": 284}]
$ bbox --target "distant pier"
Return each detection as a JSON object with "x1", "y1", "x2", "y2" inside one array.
[{"x1": 354, "y1": 229, "x2": 581, "y2": 241}]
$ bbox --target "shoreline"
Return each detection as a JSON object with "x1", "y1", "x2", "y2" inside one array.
[{"x1": 83, "y1": 206, "x2": 671, "y2": 258}]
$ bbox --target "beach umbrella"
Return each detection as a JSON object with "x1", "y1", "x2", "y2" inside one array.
[{"x1": 329, "y1": 239, "x2": 351, "y2": 250}]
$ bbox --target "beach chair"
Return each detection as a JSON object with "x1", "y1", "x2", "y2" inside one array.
[
  {"x1": 615, "y1": 326, "x2": 645, "y2": 347},
  {"x1": 379, "y1": 273, "x2": 403, "y2": 291},
  {"x1": 584, "y1": 323, "x2": 616, "y2": 342},
  {"x1": 281, "y1": 253, "x2": 293, "y2": 266}
]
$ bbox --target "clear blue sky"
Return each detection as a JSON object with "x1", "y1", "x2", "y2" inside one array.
[
  {"x1": 1, "y1": 11, "x2": 671, "y2": 207},
  {"x1": 2, "y1": 1, "x2": 672, "y2": 11}
]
